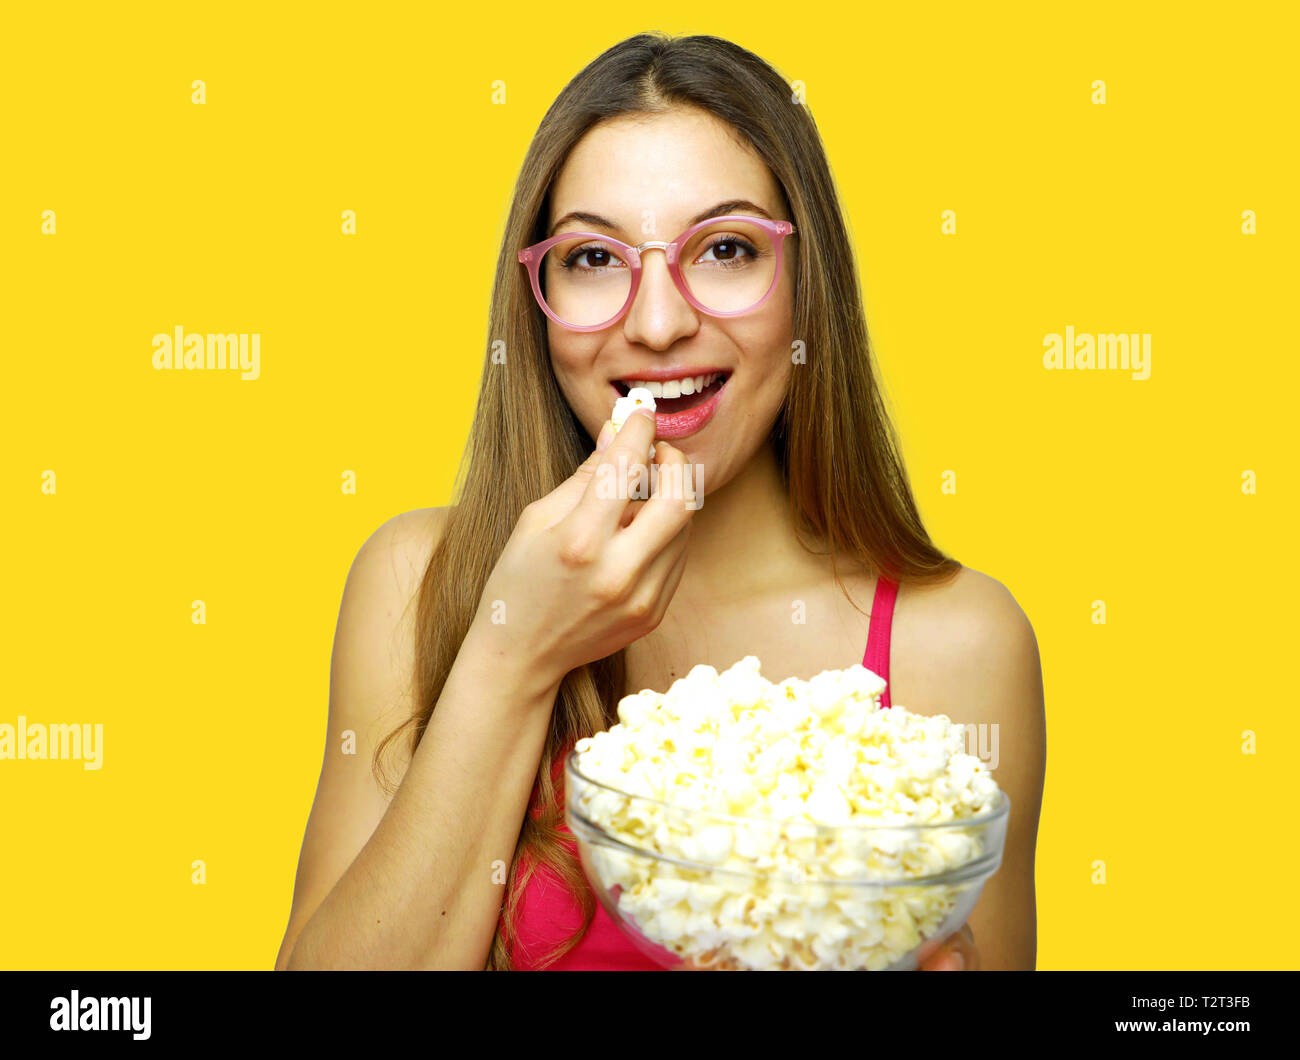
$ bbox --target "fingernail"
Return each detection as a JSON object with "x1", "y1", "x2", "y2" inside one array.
[
  {"x1": 947, "y1": 950, "x2": 965, "y2": 970},
  {"x1": 596, "y1": 420, "x2": 615, "y2": 451}
]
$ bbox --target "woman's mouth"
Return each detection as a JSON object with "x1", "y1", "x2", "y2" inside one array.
[{"x1": 610, "y1": 371, "x2": 730, "y2": 439}]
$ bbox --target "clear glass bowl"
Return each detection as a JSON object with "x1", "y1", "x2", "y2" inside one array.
[{"x1": 565, "y1": 749, "x2": 1010, "y2": 970}]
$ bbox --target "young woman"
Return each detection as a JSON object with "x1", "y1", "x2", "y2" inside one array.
[{"x1": 275, "y1": 32, "x2": 1046, "y2": 972}]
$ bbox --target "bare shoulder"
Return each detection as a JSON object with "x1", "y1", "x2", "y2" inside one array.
[
  {"x1": 355, "y1": 506, "x2": 453, "y2": 585},
  {"x1": 895, "y1": 565, "x2": 1036, "y2": 661},
  {"x1": 337, "y1": 504, "x2": 455, "y2": 742},
  {"x1": 889, "y1": 566, "x2": 1039, "y2": 708}
]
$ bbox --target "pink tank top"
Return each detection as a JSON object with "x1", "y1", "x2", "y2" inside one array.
[{"x1": 506, "y1": 575, "x2": 900, "y2": 970}]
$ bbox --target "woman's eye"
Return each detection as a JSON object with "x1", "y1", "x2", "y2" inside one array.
[
  {"x1": 697, "y1": 238, "x2": 758, "y2": 266},
  {"x1": 563, "y1": 244, "x2": 624, "y2": 270}
]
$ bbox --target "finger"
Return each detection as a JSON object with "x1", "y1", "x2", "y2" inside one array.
[
  {"x1": 525, "y1": 420, "x2": 617, "y2": 528},
  {"x1": 617, "y1": 438, "x2": 678, "y2": 528},
  {"x1": 918, "y1": 942, "x2": 960, "y2": 971},
  {"x1": 920, "y1": 927, "x2": 978, "y2": 971},
  {"x1": 619, "y1": 498, "x2": 647, "y2": 530},
  {"x1": 635, "y1": 517, "x2": 691, "y2": 613},
  {"x1": 660, "y1": 525, "x2": 691, "y2": 603},
  {"x1": 566, "y1": 408, "x2": 658, "y2": 539},
  {"x1": 615, "y1": 527, "x2": 690, "y2": 643},
  {"x1": 610, "y1": 441, "x2": 697, "y2": 564},
  {"x1": 649, "y1": 530, "x2": 692, "y2": 625},
  {"x1": 950, "y1": 922, "x2": 977, "y2": 968}
]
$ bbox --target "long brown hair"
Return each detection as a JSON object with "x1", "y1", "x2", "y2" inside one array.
[{"x1": 373, "y1": 31, "x2": 961, "y2": 970}]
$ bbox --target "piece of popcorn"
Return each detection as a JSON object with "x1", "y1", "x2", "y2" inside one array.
[{"x1": 610, "y1": 387, "x2": 657, "y2": 464}]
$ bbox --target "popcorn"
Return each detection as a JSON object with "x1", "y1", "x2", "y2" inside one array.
[
  {"x1": 610, "y1": 386, "x2": 656, "y2": 430},
  {"x1": 570, "y1": 657, "x2": 1006, "y2": 970},
  {"x1": 610, "y1": 386, "x2": 657, "y2": 463}
]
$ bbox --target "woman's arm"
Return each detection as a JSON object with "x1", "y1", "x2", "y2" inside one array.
[
  {"x1": 958, "y1": 580, "x2": 1045, "y2": 970},
  {"x1": 895, "y1": 567, "x2": 1047, "y2": 971},
  {"x1": 274, "y1": 507, "x2": 559, "y2": 970},
  {"x1": 274, "y1": 418, "x2": 693, "y2": 970}
]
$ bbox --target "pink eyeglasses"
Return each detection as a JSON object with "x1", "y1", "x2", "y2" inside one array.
[{"x1": 519, "y1": 214, "x2": 797, "y2": 332}]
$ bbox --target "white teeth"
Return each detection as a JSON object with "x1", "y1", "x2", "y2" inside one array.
[{"x1": 618, "y1": 372, "x2": 722, "y2": 398}]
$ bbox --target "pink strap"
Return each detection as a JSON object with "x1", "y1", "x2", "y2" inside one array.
[{"x1": 862, "y1": 576, "x2": 899, "y2": 708}]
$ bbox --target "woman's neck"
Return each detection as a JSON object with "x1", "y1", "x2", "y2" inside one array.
[{"x1": 669, "y1": 440, "x2": 826, "y2": 611}]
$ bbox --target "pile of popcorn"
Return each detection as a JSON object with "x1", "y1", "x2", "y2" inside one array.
[{"x1": 570, "y1": 656, "x2": 1004, "y2": 970}]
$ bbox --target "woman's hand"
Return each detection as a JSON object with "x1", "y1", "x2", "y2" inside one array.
[
  {"x1": 473, "y1": 409, "x2": 695, "y2": 687},
  {"x1": 918, "y1": 923, "x2": 979, "y2": 970}
]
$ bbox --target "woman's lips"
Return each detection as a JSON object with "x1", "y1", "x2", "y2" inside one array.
[{"x1": 654, "y1": 375, "x2": 727, "y2": 438}]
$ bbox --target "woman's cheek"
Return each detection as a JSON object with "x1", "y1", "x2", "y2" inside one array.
[
  {"x1": 761, "y1": 356, "x2": 793, "y2": 409},
  {"x1": 549, "y1": 354, "x2": 591, "y2": 413}
]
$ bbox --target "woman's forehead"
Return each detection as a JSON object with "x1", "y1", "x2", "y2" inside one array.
[{"x1": 548, "y1": 111, "x2": 778, "y2": 234}]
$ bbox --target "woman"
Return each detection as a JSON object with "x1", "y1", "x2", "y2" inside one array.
[{"x1": 275, "y1": 32, "x2": 1046, "y2": 971}]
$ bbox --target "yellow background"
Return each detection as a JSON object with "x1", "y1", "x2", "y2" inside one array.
[{"x1": 1, "y1": 1, "x2": 1295, "y2": 969}]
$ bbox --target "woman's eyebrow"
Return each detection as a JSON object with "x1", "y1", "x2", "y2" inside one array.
[{"x1": 548, "y1": 199, "x2": 774, "y2": 238}]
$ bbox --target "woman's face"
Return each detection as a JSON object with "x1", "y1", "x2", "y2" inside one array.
[{"x1": 544, "y1": 106, "x2": 796, "y2": 494}]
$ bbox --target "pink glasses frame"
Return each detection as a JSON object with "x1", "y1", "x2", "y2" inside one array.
[{"x1": 518, "y1": 215, "x2": 797, "y2": 332}]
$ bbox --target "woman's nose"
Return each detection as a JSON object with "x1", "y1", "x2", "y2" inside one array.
[{"x1": 621, "y1": 248, "x2": 698, "y2": 347}]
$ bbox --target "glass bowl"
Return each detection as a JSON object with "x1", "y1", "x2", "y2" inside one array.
[{"x1": 565, "y1": 749, "x2": 1009, "y2": 970}]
